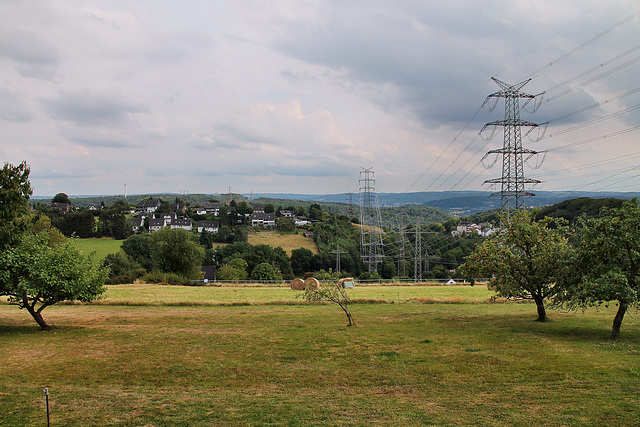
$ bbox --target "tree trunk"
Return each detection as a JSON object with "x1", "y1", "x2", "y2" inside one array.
[
  {"x1": 611, "y1": 303, "x2": 627, "y2": 340},
  {"x1": 533, "y1": 295, "x2": 547, "y2": 322},
  {"x1": 345, "y1": 310, "x2": 355, "y2": 327},
  {"x1": 24, "y1": 304, "x2": 51, "y2": 331}
]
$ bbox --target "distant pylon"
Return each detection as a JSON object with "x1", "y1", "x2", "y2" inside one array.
[
  {"x1": 481, "y1": 77, "x2": 543, "y2": 218},
  {"x1": 329, "y1": 244, "x2": 348, "y2": 273},
  {"x1": 359, "y1": 168, "x2": 385, "y2": 273}
]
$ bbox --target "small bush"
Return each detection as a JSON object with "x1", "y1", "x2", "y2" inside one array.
[{"x1": 106, "y1": 268, "x2": 147, "y2": 285}]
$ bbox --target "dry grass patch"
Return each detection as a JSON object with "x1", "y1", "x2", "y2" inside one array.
[{"x1": 248, "y1": 230, "x2": 319, "y2": 255}]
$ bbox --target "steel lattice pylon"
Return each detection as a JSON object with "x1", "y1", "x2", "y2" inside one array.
[
  {"x1": 359, "y1": 168, "x2": 385, "y2": 273},
  {"x1": 482, "y1": 77, "x2": 542, "y2": 218}
]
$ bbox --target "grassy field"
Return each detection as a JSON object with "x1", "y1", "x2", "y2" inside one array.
[
  {"x1": 248, "y1": 230, "x2": 319, "y2": 255},
  {"x1": 70, "y1": 238, "x2": 123, "y2": 260},
  {"x1": 1, "y1": 286, "x2": 639, "y2": 426},
  {"x1": 101, "y1": 284, "x2": 496, "y2": 305}
]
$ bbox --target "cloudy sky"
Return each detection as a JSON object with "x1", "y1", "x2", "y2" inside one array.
[{"x1": 1, "y1": 0, "x2": 639, "y2": 197}]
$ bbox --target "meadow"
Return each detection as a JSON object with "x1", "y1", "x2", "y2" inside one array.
[
  {"x1": 70, "y1": 238, "x2": 123, "y2": 260},
  {"x1": 1, "y1": 285, "x2": 639, "y2": 426}
]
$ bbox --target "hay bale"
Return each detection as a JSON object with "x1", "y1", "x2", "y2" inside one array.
[
  {"x1": 290, "y1": 278, "x2": 305, "y2": 290},
  {"x1": 338, "y1": 277, "x2": 355, "y2": 288},
  {"x1": 304, "y1": 277, "x2": 320, "y2": 290}
]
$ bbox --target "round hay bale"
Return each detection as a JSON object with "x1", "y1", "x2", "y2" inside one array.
[
  {"x1": 290, "y1": 278, "x2": 305, "y2": 290},
  {"x1": 304, "y1": 277, "x2": 320, "y2": 290}
]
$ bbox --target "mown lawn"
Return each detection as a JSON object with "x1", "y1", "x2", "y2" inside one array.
[{"x1": 1, "y1": 292, "x2": 639, "y2": 426}]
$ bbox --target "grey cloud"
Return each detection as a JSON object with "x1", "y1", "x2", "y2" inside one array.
[
  {"x1": 0, "y1": 89, "x2": 32, "y2": 121},
  {"x1": 0, "y1": 29, "x2": 60, "y2": 80},
  {"x1": 58, "y1": 127, "x2": 142, "y2": 149},
  {"x1": 45, "y1": 89, "x2": 149, "y2": 127}
]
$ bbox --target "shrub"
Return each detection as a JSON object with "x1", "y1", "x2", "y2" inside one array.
[{"x1": 143, "y1": 271, "x2": 192, "y2": 286}]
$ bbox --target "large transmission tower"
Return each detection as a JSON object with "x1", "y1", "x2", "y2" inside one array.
[
  {"x1": 359, "y1": 168, "x2": 385, "y2": 273},
  {"x1": 481, "y1": 77, "x2": 543, "y2": 218}
]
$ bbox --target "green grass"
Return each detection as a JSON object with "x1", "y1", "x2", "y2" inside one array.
[
  {"x1": 1, "y1": 290, "x2": 638, "y2": 426},
  {"x1": 70, "y1": 238, "x2": 123, "y2": 260},
  {"x1": 101, "y1": 284, "x2": 496, "y2": 305}
]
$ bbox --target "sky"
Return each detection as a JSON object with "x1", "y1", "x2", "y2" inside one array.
[{"x1": 1, "y1": 0, "x2": 639, "y2": 197}]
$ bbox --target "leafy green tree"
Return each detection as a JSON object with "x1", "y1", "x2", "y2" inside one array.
[
  {"x1": 461, "y1": 210, "x2": 571, "y2": 322},
  {"x1": 0, "y1": 162, "x2": 107, "y2": 330},
  {"x1": 52, "y1": 192, "x2": 71, "y2": 205},
  {"x1": 290, "y1": 248, "x2": 315, "y2": 276},
  {"x1": 0, "y1": 161, "x2": 32, "y2": 242},
  {"x1": 264, "y1": 203, "x2": 275, "y2": 214},
  {"x1": 157, "y1": 200, "x2": 172, "y2": 213},
  {"x1": 97, "y1": 210, "x2": 132, "y2": 240},
  {"x1": 122, "y1": 234, "x2": 153, "y2": 270},
  {"x1": 555, "y1": 199, "x2": 640, "y2": 339},
  {"x1": 111, "y1": 200, "x2": 130, "y2": 213},
  {"x1": 217, "y1": 258, "x2": 249, "y2": 280},
  {"x1": 0, "y1": 227, "x2": 107, "y2": 330},
  {"x1": 308, "y1": 203, "x2": 322, "y2": 220},
  {"x1": 51, "y1": 209, "x2": 95, "y2": 238},
  {"x1": 251, "y1": 262, "x2": 282, "y2": 281},
  {"x1": 150, "y1": 228, "x2": 205, "y2": 280},
  {"x1": 277, "y1": 217, "x2": 295, "y2": 232}
]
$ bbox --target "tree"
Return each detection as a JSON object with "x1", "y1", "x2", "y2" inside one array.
[
  {"x1": 0, "y1": 162, "x2": 108, "y2": 330},
  {"x1": 251, "y1": 262, "x2": 282, "y2": 281},
  {"x1": 0, "y1": 229, "x2": 107, "y2": 330},
  {"x1": 122, "y1": 234, "x2": 153, "y2": 270},
  {"x1": 308, "y1": 203, "x2": 322, "y2": 220},
  {"x1": 303, "y1": 280, "x2": 355, "y2": 326},
  {"x1": 149, "y1": 228, "x2": 205, "y2": 280},
  {"x1": 52, "y1": 192, "x2": 71, "y2": 205},
  {"x1": 97, "y1": 210, "x2": 131, "y2": 239},
  {"x1": 555, "y1": 199, "x2": 640, "y2": 339},
  {"x1": 217, "y1": 258, "x2": 248, "y2": 280},
  {"x1": 290, "y1": 248, "x2": 315, "y2": 276},
  {"x1": 157, "y1": 200, "x2": 172, "y2": 213},
  {"x1": 0, "y1": 161, "x2": 32, "y2": 235},
  {"x1": 460, "y1": 210, "x2": 571, "y2": 322},
  {"x1": 277, "y1": 217, "x2": 295, "y2": 232}
]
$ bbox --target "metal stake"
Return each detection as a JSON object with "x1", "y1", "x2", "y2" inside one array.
[{"x1": 43, "y1": 387, "x2": 50, "y2": 427}]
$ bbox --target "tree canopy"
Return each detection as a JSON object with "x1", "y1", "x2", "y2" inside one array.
[
  {"x1": 461, "y1": 210, "x2": 571, "y2": 321},
  {"x1": 150, "y1": 228, "x2": 205, "y2": 280},
  {"x1": 555, "y1": 199, "x2": 640, "y2": 339},
  {"x1": 52, "y1": 192, "x2": 71, "y2": 205}
]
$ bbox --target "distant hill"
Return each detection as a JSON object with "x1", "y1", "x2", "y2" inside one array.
[
  {"x1": 251, "y1": 191, "x2": 640, "y2": 214},
  {"x1": 48, "y1": 190, "x2": 640, "y2": 217}
]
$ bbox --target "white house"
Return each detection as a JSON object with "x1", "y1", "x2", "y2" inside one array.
[
  {"x1": 171, "y1": 218, "x2": 193, "y2": 231},
  {"x1": 252, "y1": 212, "x2": 276, "y2": 227},
  {"x1": 148, "y1": 218, "x2": 168, "y2": 232},
  {"x1": 293, "y1": 216, "x2": 311, "y2": 227},
  {"x1": 135, "y1": 199, "x2": 161, "y2": 213},
  {"x1": 197, "y1": 221, "x2": 219, "y2": 233}
]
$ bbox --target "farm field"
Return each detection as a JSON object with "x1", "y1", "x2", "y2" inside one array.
[
  {"x1": 247, "y1": 230, "x2": 319, "y2": 255},
  {"x1": 1, "y1": 286, "x2": 639, "y2": 426}
]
